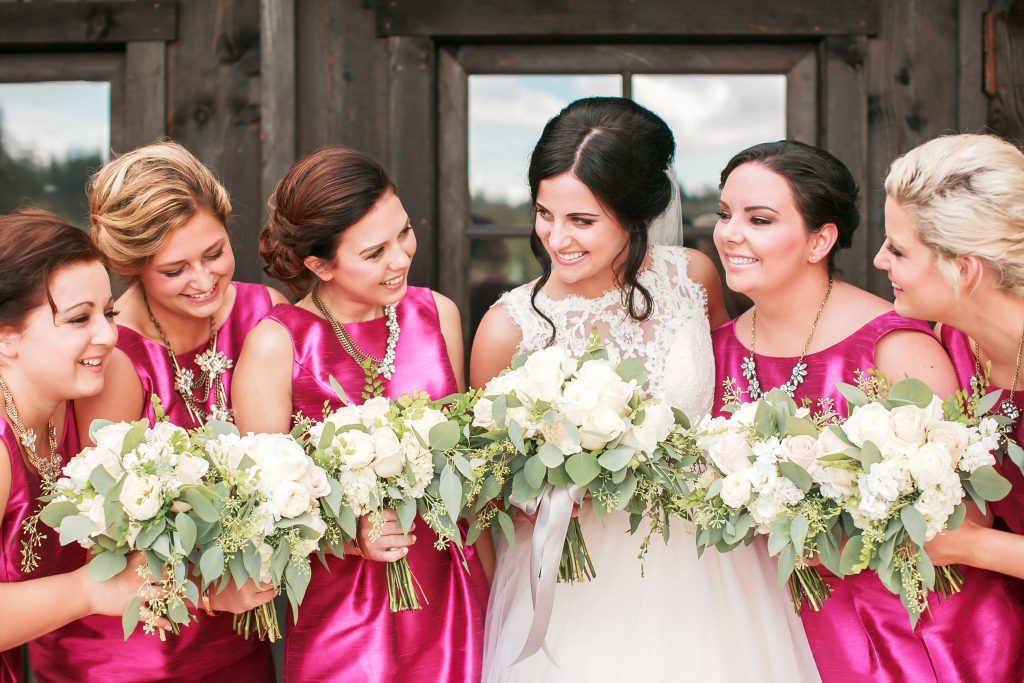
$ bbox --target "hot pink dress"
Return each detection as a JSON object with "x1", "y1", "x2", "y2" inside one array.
[
  {"x1": 713, "y1": 311, "x2": 1024, "y2": 683},
  {"x1": 1, "y1": 409, "x2": 83, "y2": 683},
  {"x1": 28, "y1": 282, "x2": 276, "y2": 683},
  {"x1": 941, "y1": 325, "x2": 1024, "y2": 536},
  {"x1": 266, "y1": 286, "x2": 487, "y2": 683}
]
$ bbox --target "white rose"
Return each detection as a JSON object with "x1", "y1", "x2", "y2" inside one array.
[
  {"x1": 370, "y1": 428, "x2": 405, "y2": 479},
  {"x1": 406, "y1": 408, "x2": 447, "y2": 446},
  {"x1": 147, "y1": 421, "x2": 188, "y2": 446},
  {"x1": 921, "y1": 395, "x2": 946, "y2": 428},
  {"x1": 889, "y1": 405, "x2": 928, "y2": 444},
  {"x1": 749, "y1": 494, "x2": 783, "y2": 526},
  {"x1": 270, "y1": 481, "x2": 313, "y2": 519},
  {"x1": 325, "y1": 405, "x2": 365, "y2": 430},
  {"x1": 300, "y1": 464, "x2": 331, "y2": 497},
  {"x1": 817, "y1": 466, "x2": 857, "y2": 500},
  {"x1": 359, "y1": 397, "x2": 392, "y2": 427},
  {"x1": 817, "y1": 427, "x2": 849, "y2": 457},
  {"x1": 519, "y1": 347, "x2": 571, "y2": 403},
  {"x1": 251, "y1": 434, "x2": 310, "y2": 485},
  {"x1": 64, "y1": 450, "x2": 100, "y2": 489},
  {"x1": 335, "y1": 429, "x2": 375, "y2": 469},
  {"x1": 118, "y1": 472, "x2": 164, "y2": 521},
  {"x1": 907, "y1": 442, "x2": 953, "y2": 488},
  {"x1": 707, "y1": 432, "x2": 754, "y2": 476},
  {"x1": 731, "y1": 402, "x2": 759, "y2": 426},
  {"x1": 570, "y1": 360, "x2": 635, "y2": 417},
  {"x1": 720, "y1": 472, "x2": 753, "y2": 508},
  {"x1": 927, "y1": 421, "x2": 969, "y2": 466},
  {"x1": 80, "y1": 495, "x2": 107, "y2": 536},
  {"x1": 621, "y1": 401, "x2": 675, "y2": 454},
  {"x1": 472, "y1": 397, "x2": 497, "y2": 431},
  {"x1": 780, "y1": 434, "x2": 822, "y2": 470},
  {"x1": 93, "y1": 422, "x2": 134, "y2": 453},
  {"x1": 843, "y1": 403, "x2": 895, "y2": 448},
  {"x1": 540, "y1": 417, "x2": 582, "y2": 457},
  {"x1": 176, "y1": 454, "x2": 210, "y2": 486},
  {"x1": 578, "y1": 404, "x2": 627, "y2": 450},
  {"x1": 257, "y1": 543, "x2": 274, "y2": 584},
  {"x1": 559, "y1": 380, "x2": 600, "y2": 425}
]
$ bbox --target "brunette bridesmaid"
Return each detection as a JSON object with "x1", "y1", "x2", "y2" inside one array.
[
  {"x1": 31, "y1": 142, "x2": 281, "y2": 683},
  {"x1": 232, "y1": 147, "x2": 488, "y2": 683}
]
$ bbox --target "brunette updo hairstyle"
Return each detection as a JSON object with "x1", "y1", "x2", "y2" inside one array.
[
  {"x1": 719, "y1": 140, "x2": 860, "y2": 274},
  {"x1": 0, "y1": 209, "x2": 103, "y2": 330},
  {"x1": 260, "y1": 147, "x2": 396, "y2": 296},
  {"x1": 528, "y1": 97, "x2": 676, "y2": 335}
]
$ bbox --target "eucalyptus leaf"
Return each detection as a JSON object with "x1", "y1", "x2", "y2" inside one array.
[
  {"x1": 39, "y1": 500, "x2": 77, "y2": 529},
  {"x1": 888, "y1": 378, "x2": 935, "y2": 408},
  {"x1": 754, "y1": 401, "x2": 775, "y2": 436},
  {"x1": 968, "y1": 465, "x2": 1013, "y2": 501},
  {"x1": 614, "y1": 472, "x2": 638, "y2": 510},
  {"x1": 88, "y1": 466, "x2": 116, "y2": 496},
  {"x1": 547, "y1": 464, "x2": 571, "y2": 487},
  {"x1": 537, "y1": 443, "x2": 565, "y2": 468},
  {"x1": 429, "y1": 421, "x2": 461, "y2": 451},
  {"x1": 200, "y1": 545, "x2": 225, "y2": 582},
  {"x1": 167, "y1": 600, "x2": 190, "y2": 625},
  {"x1": 120, "y1": 421, "x2": 148, "y2": 457},
  {"x1": 440, "y1": 465, "x2": 464, "y2": 522},
  {"x1": 778, "y1": 461, "x2": 813, "y2": 493},
  {"x1": 121, "y1": 596, "x2": 140, "y2": 640},
  {"x1": 495, "y1": 509, "x2": 515, "y2": 550},
  {"x1": 88, "y1": 551, "x2": 128, "y2": 582},
  {"x1": 767, "y1": 516, "x2": 792, "y2": 556},
  {"x1": 175, "y1": 511, "x2": 197, "y2": 556},
  {"x1": 672, "y1": 407, "x2": 691, "y2": 429},
  {"x1": 816, "y1": 531, "x2": 842, "y2": 576},
  {"x1": 917, "y1": 549, "x2": 936, "y2": 590},
  {"x1": 465, "y1": 520, "x2": 483, "y2": 546},
  {"x1": 597, "y1": 446, "x2": 635, "y2": 472},
  {"x1": 508, "y1": 420, "x2": 527, "y2": 455},
  {"x1": 776, "y1": 544, "x2": 796, "y2": 588},
  {"x1": 328, "y1": 375, "x2": 350, "y2": 404},
  {"x1": 242, "y1": 542, "x2": 261, "y2": 580},
  {"x1": 492, "y1": 395, "x2": 508, "y2": 428},
  {"x1": 835, "y1": 382, "x2": 869, "y2": 408},
  {"x1": 945, "y1": 502, "x2": 967, "y2": 531},
  {"x1": 317, "y1": 422, "x2": 337, "y2": 452},
  {"x1": 58, "y1": 515, "x2": 95, "y2": 546},
  {"x1": 285, "y1": 560, "x2": 311, "y2": 605},
  {"x1": 790, "y1": 513, "x2": 809, "y2": 554},
  {"x1": 323, "y1": 477, "x2": 344, "y2": 518},
  {"x1": 615, "y1": 358, "x2": 648, "y2": 385},
  {"x1": 524, "y1": 455, "x2": 548, "y2": 490},
  {"x1": 510, "y1": 470, "x2": 542, "y2": 506},
  {"x1": 88, "y1": 418, "x2": 115, "y2": 445},
  {"x1": 339, "y1": 506, "x2": 358, "y2": 541},
  {"x1": 182, "y1": 488, "x2": 219, "y2": 523},
  {"x1": 900, "y1": 506, "x2": 927, "y2": 547},
  {"x1": 228, "y1": 551, "x2": 248, "y2": 587},
  {"x1": 565, "y1": 452, "x2": 601, "y2": 487},
  {"x1": 474, "y1": 476, "x2": 502, "y2": 512},
  {"x1": 1007, "y1": 440, "x2": 1024, "y2": 470},
  {"x1": 859, "y1": 441, "x2": 883, "y2": 468},
  {"x1": 839, "y1": 534, "x2": 866, "y2": 575},
  {"x1": 397, "y1": 496, "x2": 418, "y2": 532},
  {"x1": 977, "y1": 389, "x2": 1002, "y2": 416},
  {"x1": 452, "y1": 453, "x2": 475, "y2": 480},
  {"x1": 785, "y1": 416, "x2": 819, "y2": 438}
]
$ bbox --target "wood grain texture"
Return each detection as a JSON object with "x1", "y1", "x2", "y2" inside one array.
[
  {"x1": 124, "y1": 41, "x2": 167, "y2": 150},
  {"x1": 988, "y1": 0, "x2": 1024, "y2": 143},
  {"x1": 437, "y1": 47, "x2": 469, "y2": 321},
  {"x1": 0, "y1": 1, "x2": 177, "y2": 44}
]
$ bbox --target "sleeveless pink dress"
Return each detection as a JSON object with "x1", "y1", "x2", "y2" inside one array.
[
  {"x1": 713, "y1": 311, "x2": 1024, "y2": 683},
  {"x1": 266, "y1": 286, "x2": 487, "y2": 683},
  {"x1": 941, "y1": 325, "x2": 1024, "y2": 536},
  {"x1": 29, "y1": 282, "x2": 275, "y2": 683},
  {"x1": 1, "y1": 409, "x2": 83, "y2": 683}
]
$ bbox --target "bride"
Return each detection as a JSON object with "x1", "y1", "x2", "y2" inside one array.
[{"x1": 471, "y1": 97, "x2": 820, "y2": 682}]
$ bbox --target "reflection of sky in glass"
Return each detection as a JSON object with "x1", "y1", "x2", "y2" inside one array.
[
  {"x1": 633, "y1": 75, "x2": 786, "y2": 196},
  {"x1": 469, "y1": 74, "x2": 786, "y2": 205},
  {"x1": 469, "y1": 75, "x2": 620, "y2": 206},
  {"x1": 0, "y1": 81, "x2": 111, "y2": 163}
]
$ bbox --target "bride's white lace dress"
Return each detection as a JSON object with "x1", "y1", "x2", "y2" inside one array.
[{"x1": 481, "y1": 246, "x2": 819, "y2": 682}]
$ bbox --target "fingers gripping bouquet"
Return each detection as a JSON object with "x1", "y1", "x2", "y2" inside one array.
[
  {"x1": 689, "y1": 387, "x2": 845, "y2": 613},
  {"x1": 299, "y1": 386, "x2": 466, "y2": 613},
  {"x1": 831, "y1": 374, "x2": 1011, "y2": 626}
]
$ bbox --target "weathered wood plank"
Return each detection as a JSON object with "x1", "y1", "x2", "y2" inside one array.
[
  {"x1": 786, "y1": 48, "x2": 817, "y2": 144},
  {"x1": 0, "y1": 1, "x2": 177, "y2": 44},
  {"x1": 123, "y1": 41, "x2": 167, "y2": 150},
  {"x1": 377, "y1": 0, "x2": 879, "y2": 38},
  {"x1": 437, "y1": 47, "x2": 469, "y2": 322},
  {"x1": 988, "y1": 0, "x2": 1024, "y2": 143},
  {"x1": 388, "y1": 35, "x2": 437, "y2": 289},
  {"x1": 167, "y1": 0, "x2": 264, "y2": 285},
  {"x1": 957, "y1": 0, "x2": 987, "y2": 131}
]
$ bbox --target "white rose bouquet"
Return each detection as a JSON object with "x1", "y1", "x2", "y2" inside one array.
[
  {"x1": 38, "y1": 401, "x2": 221, "y2": 638},
  {"x1": 466, "y1": 336, "x2": 692, "y2": 585},
  {"x1": 300, "y1": 389, "x2": 466, "y2": 612},
  {"x1": 194, "y1": 429, "x2": 330, "y2": 641},
  {"x1": 687, "y1": 388, "x2": 845, "y2": 614},
  {"x1": 831, "y1": 373, "x2": 1012, "y2": 626}
]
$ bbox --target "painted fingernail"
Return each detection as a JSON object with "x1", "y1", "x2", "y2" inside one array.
[
  {"x1": 403, "y1": 547, "x2": 409, "y2": 555},
  {"x1": 411, "y1": 535, "x2": 417, "y2": 542}
]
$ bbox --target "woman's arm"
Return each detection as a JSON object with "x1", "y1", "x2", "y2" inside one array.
[
  {"x1": 874, "y1": 329, "x2": 960, "y2": 399},
  {"x1": 432, "y1": 291, "x2": 466, "y2": 393},
  {"x1": 926, "y1": 520, "x2": 1024, "y2": 580},
  {"x1": 231, "y1": 319, "x2": 295, "y2": 435},
  {"x1": 686, "y1": 249, "x2": 730, "y2": 329},
  {"x1": 73, "y1": 348, "x2": 144, "y2": 444},
  {"x1": 469, "y1": 305, "x2": 523, "y2": 389}
]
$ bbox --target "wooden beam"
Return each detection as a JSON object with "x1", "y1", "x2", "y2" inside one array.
[
  {"x1": 437, "y1": 47, "x2": 470, "y2": 323},
  {"x1": 123, "y1": 41, "x2": 167, "y2": 150},
  {"x1": 957, "y1": 0, "x2": 987, "y2": 130},
  {"x1": 0, "y1": 1, "x2": 177, "y2": 44},
  {"x1": 377, "y1": 0, "x2": 879, "y2": 38}
]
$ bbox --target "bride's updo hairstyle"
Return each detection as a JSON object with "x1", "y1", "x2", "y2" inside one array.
[
  {"x1": 885, "y1": 133, "x2": 1024, "y2": 296},
  {"x1": 719, "y1": 140, "x2": 859, "y2": 274},
  {"x1": 527, "y1": 96, "x2": 675, "y2": 333},
  {"x1": 260, "y1": 147, "x2": 395, "y2": 296}
]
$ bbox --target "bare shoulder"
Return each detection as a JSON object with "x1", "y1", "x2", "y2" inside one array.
[
  {"x1": 469, "y1": 303, "x2": 523, "y2": 388},
  {"x1": 240, "y1": 317, "x2": 293, "y2": 358},
  {"x1": 683, "y1": 248, "x2": 717, "y2": 285},
  {"x1": 681, "y1": 248, "x2": 728, "y2": 327},
  {"x1": 0, "y1": 438, "x2": 10, "y2": 514},
  {"x1": 430, "y1": 290, "x2": 462, "y2": 325},
  {"x1": 266, "y1": 286, "x2": 290, "y2": 306},
  {"x1": 875, "y1": 328, "x2": 958, "y2": 397},
  {"x1": 833, "y1": 283, "x2": 894, "y2": 325}
]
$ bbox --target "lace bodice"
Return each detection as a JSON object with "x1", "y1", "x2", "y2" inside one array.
[{"x1": 497, "y1": 246, "x2": 714, "y2": 419}]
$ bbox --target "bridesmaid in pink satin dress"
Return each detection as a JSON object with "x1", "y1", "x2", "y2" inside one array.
[
  {"x1": 34, "y1": 143, "x2": 284, "y2": 683},
  {"x1": 0, "y1": 211, "x2": 161, "y2": 683},
  {"x1": 233, "y1": 147, "x2": 488, "y2": 683},
  {"x1": 875, "y1": 133, "x2": 1024, "y2": 591},
  {"x1": 711, "y1": 140, "x2": 1024, "y2": 682}
]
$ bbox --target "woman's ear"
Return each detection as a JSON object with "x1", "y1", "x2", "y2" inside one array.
[
  {"x1": 809, "y1": 223, "x2": 839, "y2": 263},
  {"x1": 302, "y1": 256, "x2": 333, "y2": 283},
  {"x1": 0, "y1": 327, "x2": 20, "y2": 360},
  {"x1": 956, "y1": 254, "x2": 986, "y2": 293}
]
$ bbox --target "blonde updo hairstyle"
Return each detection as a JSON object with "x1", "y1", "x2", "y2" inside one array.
[
  {"x1": 884, "y1": 133, "x2": 1024, "y2": 296},
  {"x1": 88, "y1": 141, "x2": 232, "y2": 280}
]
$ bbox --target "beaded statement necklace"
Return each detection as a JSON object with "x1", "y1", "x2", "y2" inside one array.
[
  {"x1": 741, "y1": 278, "x2": 834, "y2": 401},
  {"x1": 1, "y1": 373, "x2": 61, "y2": 572},
  {"x1": 142, "y1": 291, "x2": 234, "y2": 425},
  {"x1": 312, "y1": 282, "x2": 400, "y2": 399},
  {"x1": 971, "y1": 318, "x2": 1024, "y2": 431}
]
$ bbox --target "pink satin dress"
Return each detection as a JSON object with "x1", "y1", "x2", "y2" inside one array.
[
  {"x1": 29, "y1": 282, "x2": 275, "y2": 683},
  {"x1": 1, "y1": 409, "x2": 83, "y2": 683},
  {"x1": 266, "y1": 286, "x2": 487, "y2": 683},
  {"x1": 713, "y1": 311, "x2": 1024, "y2": 683},
  {"x1": 941, "y1": 325, "x2": 1024, "y2": 536}
]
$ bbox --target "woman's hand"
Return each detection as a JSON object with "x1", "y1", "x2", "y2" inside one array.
[
  {"x1": 207, "y1": 577, "x2": 278, "y2": 615},
  {"x1": 357, "y1": 508, "x2": 416, "y2": 562},
  {"x1": 925, "y1": 519, "x2": 980, "y2": 567},
  {"x1": 80, "y1": 552, "x2": 171, "y2": 630}
]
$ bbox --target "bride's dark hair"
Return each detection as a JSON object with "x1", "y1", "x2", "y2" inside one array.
[{"x1": 527, "y1": 97, "x2": 676, "y2": 341}]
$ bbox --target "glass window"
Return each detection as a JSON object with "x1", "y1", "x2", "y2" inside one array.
[{"x1": 0, "y1": 81, "x2": 111, "y2": 225}]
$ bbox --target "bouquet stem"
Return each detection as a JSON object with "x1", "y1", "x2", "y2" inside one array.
[
  {"x1": 233, "y1": 603, "x2": 281, "y2": 642},
  {"x1": 935, "y1": 564, "x2": 965, "y2": 599},
  {"x1": 558, "y1": 517, "x2": 596, "y2": 583},
  {"x1": 387, "y1": 557, "x2": 427, "y2": 612},
  {"x1": 788, "y1": 565, "x2": 831, "y2": 614}
]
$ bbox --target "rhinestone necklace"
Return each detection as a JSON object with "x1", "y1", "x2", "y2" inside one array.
[
  {"x1": 971, "y1": 317, "x2": 1024, "y2": 430},
  {"x1": 741, "y1": 278, "x2": 834, "y2": 401},
  {"x1": 143, "y1": 291, "x2": 233, "y2": 425},
  {"x1": 312, "y1": 282, "x2": 399, "y2": 397}
]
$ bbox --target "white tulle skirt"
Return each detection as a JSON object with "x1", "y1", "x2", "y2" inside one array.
[{"x1": 482, "y1": 507, "x2": 821, "y2": 683}]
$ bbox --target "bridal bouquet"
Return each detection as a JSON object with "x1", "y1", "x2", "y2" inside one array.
[
  {"x1": 467, "y1": 336, "x2": 692, "y2": 584},
  {"x1": 831, "y1": 374, "x2": 1012, "y2": 625},
  {"x1": 300, "y1": 391, "x2": 465, "y2": 612},
  {"x1": 687, "y1": 388, "x2": 846, "y2": 613},
  {"x1": 38, "y1": 409, "x2": 220, "y2": 638},
  {"x1": 195, "y1": 429, "x2": 330, "y2": 641}
]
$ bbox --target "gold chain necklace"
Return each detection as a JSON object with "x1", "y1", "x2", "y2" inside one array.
[
  {"x1": 142, "y1": 291, "x2": 233, "y2": 425},
  {"x1": 741, "y1": 278, "x2": 834, "y2": 401},
  {"x1": 1, "y1": 373, "x2": 61, "y2": 573},
  {"x1": 312, "y1": 282, "x2": 399, "y2": 399},
  {"x1": 971, "y1": 318, "x2": 1024, "y2": 430}
]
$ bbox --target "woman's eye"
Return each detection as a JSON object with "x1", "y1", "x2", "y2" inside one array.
[
  {"x1": 886, "y1": 243, "x2": 903, "y2": 258},
  {"x1": 105, "y1": 309, "x2": 121, "y2": 321},
  {"x1": 715, "y1": 210, "x2": 730, "y2": 221},
  {"x1": 204, "y1": 249, "x2": 224, "y2": 261},
  {"x1": 367, "y1": 248, "x2": 385, "y2": 260},
  {"x1": 400, "y1": 225, "x2": 414, "y2": 236},
  {"x1": 162, "y1": 268, "x2": 184, "y2": 278},
  {"x1": 69, "y1": 315, "x2": 89, "y2": 325},
  {"x1": 751, "y1": 217, "x2": 772, "y2": 226},
  {"x1": 572, "y1": 218, "x2": 594, "y2": 227},
  {"x1": 536, "y1": 207, "x2": 552, "y2": 219}
]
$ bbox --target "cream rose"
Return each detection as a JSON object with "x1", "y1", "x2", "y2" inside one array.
[
  {"x1": 300, "y1": 464, "x2": 331, "y2": 497},
  {"x1": 540, "y1": 418, "x2": 582, "y2": 456},
  {"x1": 720, "y1": 472, "x2": 753, "y2": 508},
  {"x1": 176, "y1": 454, "x2": 210, "y2": 486},
  {"x1": 908, "y1": 442, "x2": 953, "y2": 487},
  {"x1": 472, "y1": 397, "x2": 497, "y2": 430},
  {"x1": 370, "y1": 428, "x2": 405, "y2": 478},
  {"x1": 80, "y1": 494, "x2": 107, "y2": 536},
  {"x1": 817, "y1": 427, "x2": 849, "y2": 457},
  {"x1": 336, "y1": 429, "x2": 375, "y2": 470},
  {"x1": 780, "y1": 434, "x2": 822, "y2": 470},
  {"x1": 519, "y1": 346, "x2": 571, "y2": 403},
  {"x1": 359, "y1": 397, "x2": 392, "y2": 427},
  {"x1": 889, "y1": 405, "x2": 927, "y2": 444},
  {"x1": 927, "y1": 421, "x2": 969, "y2": 466},
  {"x1": 406, "y1": 408, "x2": 447, "y2": 446},
  {"x1": 731, "y1": 402, "x2": 759, "y2": 426},
  {"x1": 707, "y1": 432, "x2": 754, "y2": 476},
  {"x1": 252, "y1": 434, "x2": 310, "y2": 485},
  {"x1": 270, "y1": 481, "x2": 313, "y2": 518},
  {"x1": 93, "y1": 422, "x2": 134, "y2": 454},
  {"x1": 118, "y1": 472, "x2": 163, "y2": 521},
  {"x1": 578, "y1": 404, "x2": 627, "y2": 451},
  {"x1": 843, "y1": 403, "x2": 895, "y2": 448},
  {"x1": 621, "y1": 401, "x2": 675, "y2": 454}
]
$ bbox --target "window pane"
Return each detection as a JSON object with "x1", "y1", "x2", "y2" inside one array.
[
  {"x1": 469, "y1": 237, "x2": 543, "y2": 333},
  {"x1": 0, "y1": 81, "x2": 111, "y2": 225},
  {"x1": 632, "y1": 75, "x2": 786, "y2": 228},
  {"x1": 469, "y1": 75, "x2": 620, "y2": 227}
]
